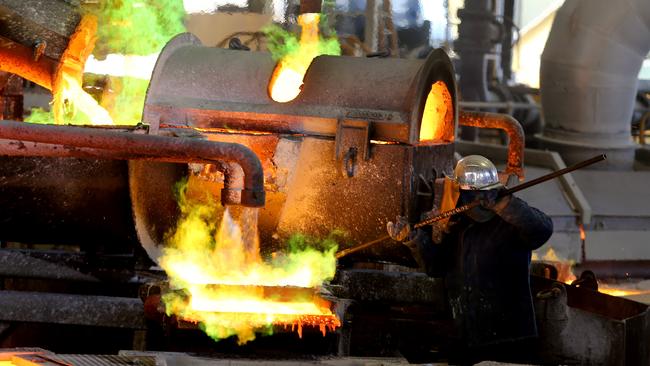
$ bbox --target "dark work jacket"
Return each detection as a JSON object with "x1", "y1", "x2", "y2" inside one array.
[{"x1": 407, "y1": 196, "x2": 553, "y2": 348}]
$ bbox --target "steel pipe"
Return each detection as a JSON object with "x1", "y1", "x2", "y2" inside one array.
[
  {"x1": 0, "y1": 121, "x2": 265, "y2": 207},
  {"x1": 458, "y1": 110, "x2": 525, "y2": 180},
  {"x1": 0, "y1": 36, "x2": 56, "y2": 90}
]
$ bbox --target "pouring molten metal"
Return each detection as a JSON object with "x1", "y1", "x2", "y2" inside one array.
[
  {"x1": 159, "y1": 200, "x2": 340, "y2": 344},
  {"x1": 52, "y1": 16, "x2": 113, "y2": 125}
]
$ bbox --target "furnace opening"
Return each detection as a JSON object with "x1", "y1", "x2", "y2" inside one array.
[{"x1": 419, "y1": 80, "x2": 454, "y2": 143}]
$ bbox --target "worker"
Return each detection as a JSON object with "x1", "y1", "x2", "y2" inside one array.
[{"x1": 388, "y1": 155, "x2": 553, "y2": 364}]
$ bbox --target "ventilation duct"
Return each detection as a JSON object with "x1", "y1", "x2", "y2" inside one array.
[{"x1": 539, "y1": 0, "x2": 650, "y2": 169}]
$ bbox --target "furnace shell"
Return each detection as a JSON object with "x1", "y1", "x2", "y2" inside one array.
[{"x1": 137, "y1": 33, "x2": 458, "y2": 263}]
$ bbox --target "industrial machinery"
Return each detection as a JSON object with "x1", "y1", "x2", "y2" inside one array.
[{"x1": 0, "y1": 0, "x2": 646, "y2": 365}]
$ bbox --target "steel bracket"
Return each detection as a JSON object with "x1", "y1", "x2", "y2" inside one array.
[{"x1": 335, "y1": 119, "x2": 370, "y2": 177}]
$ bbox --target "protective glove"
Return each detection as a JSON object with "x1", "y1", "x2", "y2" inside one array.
[
  {"x1": 387, "y1": 216, "x2": 411, "y2": 242},
  {"x1": 479, "y1": 188, "x2": 511, "y2": 213}
]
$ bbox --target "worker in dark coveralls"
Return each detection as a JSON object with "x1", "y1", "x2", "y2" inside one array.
[{"x1": 388, "y1": 155, "x2": 553, "y2": 365}]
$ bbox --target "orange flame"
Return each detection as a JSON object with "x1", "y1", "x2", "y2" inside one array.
[
  {"x1": 533, "y1": 247, "x2": 650, "y2": 299},
  {"x1": 532, "y1": 247, "x2": 577, "y2": 284},
  {"x1": 160, "y1": 204, "x2": 340, "y2": 344},
  {"x1": 268, "y1": 13, "x2": 321, "y2": 103},
  {"x1": 579, "y1": 224, "x2": 586, "y2": 241},
  {"x1": 420, "y1": 81, "x2": 453, "y2": 143},
  {"x1": 52, "y1": 15, "x2": 113, "y2": 125},
  {"x1": 597, "y1": 286, "x2": 650, "y2": 298}
]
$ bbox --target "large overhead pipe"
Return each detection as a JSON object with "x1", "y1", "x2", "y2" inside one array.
[{"x1": 539, "y1": 0, "x2": 650, "y2": 169}]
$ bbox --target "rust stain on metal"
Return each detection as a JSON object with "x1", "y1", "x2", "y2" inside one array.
[
  {"x1": 0, "y1": 121, "x2": 266, "y2": 207},
  {"x1": 459, "y1": 110, "x2": 525, "y2": 180}
]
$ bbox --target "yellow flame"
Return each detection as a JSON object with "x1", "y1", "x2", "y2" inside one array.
[
  {"x1": 55, "y1": 72, "x2": 114, "y2": 125},
  {"x1": 85, "y1": 53, "x2": 158, "y2": 80},
  {"x1": 420, "y1": 81, "x2": 453, "y2": 143},
  {"x1": 268, "y1": 13, "x2": 321, "y2": 103},
  {"x1": 51, "y1": 15, "x2": 114, "y2": 125},
  {"x1": 160, "y1": 200, "x2": 340, "y2": 344}
]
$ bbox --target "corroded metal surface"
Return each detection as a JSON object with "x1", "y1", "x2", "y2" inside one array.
[
  {"x1": 0, "y1": 156, "x2": 137, "y2": 247},
  {"x1": 0, "y1": 291, "x2": 145, "y2": 329},
  {"x1": 0, "y1": 0, "x2": 81, "y2": 61},
  {"x1": 144, "y1": 33, "x2": 458, "y2": 145},
  {"x1": 175, "y1": 135, "x2": 453, "y2": 261},
  {"x1": 0, "y1": 250, "x2": 98, "y2": 282},
  {"x1": 532, "y1": 276, "x2": 650, "y2": 366},
  {"x1": 330, "y1": 269, "x2": 446, "y2": 307}
]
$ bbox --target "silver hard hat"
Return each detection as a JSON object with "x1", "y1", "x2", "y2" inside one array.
[{"x1": 452, "y1": 155, "x2": 502, "y2": 190}]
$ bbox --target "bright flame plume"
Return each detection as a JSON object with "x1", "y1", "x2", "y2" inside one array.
[
  {"x1": 268, "y1": 13, "x2": 337, "y2": 103},
  {"x1": 52, "y1": 15, "x2": 114, "y2": 125},
  {"x1": 160, "y1": 193, "x2": 340, "y2": 344}
]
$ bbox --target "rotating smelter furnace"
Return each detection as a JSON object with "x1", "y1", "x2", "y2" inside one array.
[{"x1": 139, "y1": 32, "x2": 460, "y2": 263}]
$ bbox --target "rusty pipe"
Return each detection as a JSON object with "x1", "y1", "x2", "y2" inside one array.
[
  {"x1": 0, "y1": 37, "x2": 56, "y2": 90},
  {"x1": 219, "y1": 162, "x2": 245, "y2": 206},
  {"x1": 459, "y1": 110, "x2": 525, "y2": 180},
  {"x1": 0, "y1": 121, "x2": 265, "y2": 207},
  {"x1": 0, "y1": 138, "x2": 248, "y2": 206}
]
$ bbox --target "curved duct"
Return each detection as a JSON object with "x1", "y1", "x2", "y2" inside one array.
[{"x1": 539, "y1": 0, "x2": 650, "y2": 169}]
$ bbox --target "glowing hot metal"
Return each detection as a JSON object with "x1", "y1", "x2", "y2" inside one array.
[{"x1": 160, "y1": 205, "x2": 340, "y2": 344}]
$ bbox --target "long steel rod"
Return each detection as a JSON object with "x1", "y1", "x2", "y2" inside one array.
[{"x1": 336, "y1": 154, "x2": 606, "y2": 259}]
